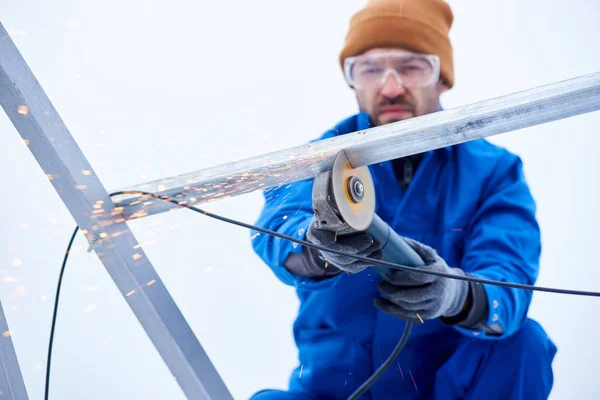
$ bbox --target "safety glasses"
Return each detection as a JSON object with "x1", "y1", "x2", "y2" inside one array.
[{"x1": 344, "y1": 50, "x2": 440, "y2": 89}]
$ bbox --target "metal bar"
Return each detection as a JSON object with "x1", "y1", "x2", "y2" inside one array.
[
  {"x1": 0, "y1": 302, "x2": 28, "y2": 400},
  {"x1": 112, "y1": 71, "x2": 600, "y2": 221},
  {"x1": 0, "y1": 22, "x2": 232, "y2": 400}
]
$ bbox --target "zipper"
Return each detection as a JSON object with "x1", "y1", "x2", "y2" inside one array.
[{"x1": 402, "y1": 158, "x2": 413, "y2": 190}]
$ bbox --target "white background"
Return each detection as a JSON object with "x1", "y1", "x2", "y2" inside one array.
[{"x1": 0, "y1": 0, "x2": 598, "y2": 398}]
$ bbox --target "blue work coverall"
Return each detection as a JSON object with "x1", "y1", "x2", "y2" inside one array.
[{"x1": 250, "y1": 112, "x2": 557, "y2": 399}]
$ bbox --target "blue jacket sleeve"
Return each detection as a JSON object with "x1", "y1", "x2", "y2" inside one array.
[
  {"x1": 250, "y1": 125, "x2": 351, "y2": 290},
  {"x1": 455, "y1": 151, "x2": 541, "y2": 340}
]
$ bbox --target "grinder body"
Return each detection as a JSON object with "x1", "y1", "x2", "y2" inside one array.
[{"x1": 312, "y1": 151, "x2": 425, "y2": 274}]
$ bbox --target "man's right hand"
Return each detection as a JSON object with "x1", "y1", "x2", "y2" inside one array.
[{"x1": 305, "y1": 218, "x2": 384, "y2": 274}]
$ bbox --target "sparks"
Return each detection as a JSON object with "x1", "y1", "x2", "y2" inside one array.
[
  {"x1": 409, "y1": 370, "x2": 417, "y2": 391},
  {"x1": 110, "y1": 206, "x2": 125, "y2": 216},
  {"x1": 17, "y1": 105, "x2": 28, "y2": 115},
  {"x1": 396, "y1": 361, "x2": 404, "y2": 378},
  {"x1": 416, "y1": 313, "x2": 424, "y2": 323},
  {"x1": 126, "y1": 290, "x2": 136, "y2": 297}
]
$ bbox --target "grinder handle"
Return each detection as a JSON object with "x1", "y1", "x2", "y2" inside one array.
[{"x1": 365, "y1": 214, "x2": 425, "y2": 275}]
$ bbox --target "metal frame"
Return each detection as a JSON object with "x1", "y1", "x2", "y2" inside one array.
[
  {"x1": 0, "y1": 302, "x2": 28, "y2": 400},
  {"x1": 112, "y1": 71, "x2": 600, "y2": 221},
  {"x1": 0, "y1": 23, "x2": 232, "y2": 400},
  {"x1": 0, "y1": 18, "x2": 599, "y2": 400}
]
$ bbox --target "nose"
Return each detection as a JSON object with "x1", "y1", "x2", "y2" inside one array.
[{"x1": 379, "y1": 70, "x2": 406, "y2": 98}]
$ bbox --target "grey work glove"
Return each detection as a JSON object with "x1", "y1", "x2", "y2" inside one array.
[
  {"x1": 305, "y1": 218, "x2": 383, "y2": 274},
  {"x1": 374, "y1": 237, "x2": 470, "y2": 323}
]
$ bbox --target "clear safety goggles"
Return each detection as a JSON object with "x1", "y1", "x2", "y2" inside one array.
[{"x1": 343, "y1": 50, "x2": 440, "y2": 89}]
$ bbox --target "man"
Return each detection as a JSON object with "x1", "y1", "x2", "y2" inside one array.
[{"x1": 250, "y1": 0, "x2": 557, "y2": 398}]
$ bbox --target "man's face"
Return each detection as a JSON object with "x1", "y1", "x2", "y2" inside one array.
[{"x1": 349, "y1": 48, "x2": 448, "y2": 126}]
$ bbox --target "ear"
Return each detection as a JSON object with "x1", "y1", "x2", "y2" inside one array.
[{"x1": 438, "y1": 81, "x2": 450, "y2": 94}]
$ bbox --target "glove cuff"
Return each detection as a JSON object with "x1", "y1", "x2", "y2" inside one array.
[
  {"x1": 440, "y1": 274, "x2": 488, "y2": 328},
  {"x1": 283, "y1": 245, "x2": 342, "y2": 279},
  {"x1": 441, "y1": 268, "x2": 471, "y2": 319}
]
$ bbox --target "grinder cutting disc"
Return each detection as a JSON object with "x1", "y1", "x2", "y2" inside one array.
[{"x1": 330, "y1": 151, "x2": 376, "y2": 231}]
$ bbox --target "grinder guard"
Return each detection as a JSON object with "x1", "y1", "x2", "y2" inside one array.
[{"x1": 312, "y1": 151, "x2": 425, "y2": 275}]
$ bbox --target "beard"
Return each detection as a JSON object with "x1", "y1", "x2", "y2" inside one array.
[{"x1": 372, "y1": 96, "x2": 417, "y2": 126}]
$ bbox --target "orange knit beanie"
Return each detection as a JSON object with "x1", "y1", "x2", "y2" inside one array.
[{"x1": 339, "y1": 0, "x2": 455, "y2": 88}]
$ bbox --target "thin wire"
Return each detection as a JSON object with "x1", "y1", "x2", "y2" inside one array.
[
  {"x1": 45, "y1": 189, "x2": 600, "y2": 399},
  {"x1": 113, "y1": 190, "x2": 600, "y2": 297},
  {"x1": 347, "y1": 322, "x2": 413, "y2": 400},
  {"x1": 45, "y1": 225, "x2": 79, "y2": 400}
]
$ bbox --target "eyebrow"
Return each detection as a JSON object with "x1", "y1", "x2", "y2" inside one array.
[
  {"x1": 398, "y1": 55, "x2": 417, "y2": 62},
  {"x1": 356, "y1": 58, "x2": 383, "y2": 67}
]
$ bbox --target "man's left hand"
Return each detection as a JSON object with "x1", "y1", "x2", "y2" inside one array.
[{"x1": 374, "y1": 237, "x2": 470, "y2": 323}]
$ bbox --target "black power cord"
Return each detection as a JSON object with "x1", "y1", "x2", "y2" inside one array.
[
  {"x1": 45, "y1": 225, "x2": 78, "y2": 400},
  {"x1": 347, "y1": 322, "x2": 413, "y2": 400},
  {"x1": 44, "y1": 190, "x2": 600, "y2": 400}
]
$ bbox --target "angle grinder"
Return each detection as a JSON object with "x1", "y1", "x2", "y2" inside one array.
[{"x1": 312, "y1": 151, "x2": 425, "y2": 275}]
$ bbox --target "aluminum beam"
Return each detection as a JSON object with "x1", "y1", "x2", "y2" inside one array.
[
  {"x1": 112, "y1": 71, "x2": 600, "y2": 221},
  {"x1": 0, "y1": 23, "x2": 232, "y2": 400},
  {"x1": 0, "y1": 302, "x2": 28, "y2": 400}
]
